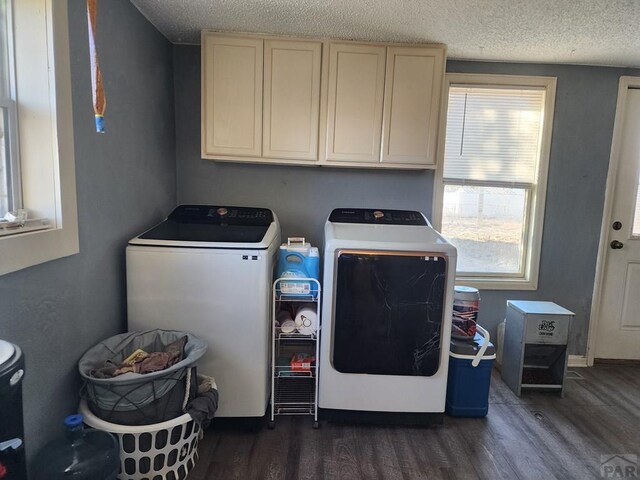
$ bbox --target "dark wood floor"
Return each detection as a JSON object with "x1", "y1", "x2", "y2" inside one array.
[{"x1": 189, "y1": 366, "x2": 640, "y2": 480}]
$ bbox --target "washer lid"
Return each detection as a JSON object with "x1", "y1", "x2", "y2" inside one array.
[
  {"x1": 0, "y1": 340, "x2": 15, "y2": 367},
  {"x1": 134, "y1": 205, "x2": 274, "y2": 244}
]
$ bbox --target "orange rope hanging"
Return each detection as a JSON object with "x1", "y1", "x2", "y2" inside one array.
[{"x1": 87, "y1": 0, "x2": 106, "y2": 132}]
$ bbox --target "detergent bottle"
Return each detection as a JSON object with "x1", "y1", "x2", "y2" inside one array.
[{"x1": 276, "y1": 238, "x2": 320, "y2": 297}]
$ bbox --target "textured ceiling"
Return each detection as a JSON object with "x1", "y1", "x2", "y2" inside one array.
[{"x1": 130, "y1": 0, "x2": 640, "y2": 67}]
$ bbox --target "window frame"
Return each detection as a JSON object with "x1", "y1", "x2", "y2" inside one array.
[
  {"x1": 0, "y1": 0, "x2": 78, "y2": 276},
  {"x1": 0, "y1": 99, "x2": 21, "y2": 215},
  {"x1": 0, "y1": 0, "x2": 21, "y2": 215},
  {"x1": 433, "y1": 73, "x2": 557, "y2": 290}
]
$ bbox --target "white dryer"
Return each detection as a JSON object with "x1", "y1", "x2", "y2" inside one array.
[
  {"x1": 319, "y1": 208, "x2": 456, "y2": 423},
  {"x1": 127, "y1": 205, "x2": 280, "y2": 418}
]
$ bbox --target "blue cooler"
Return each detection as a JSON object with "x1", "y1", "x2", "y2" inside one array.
[{"x1": 446, "y1": 325, "x2": 495, "y2": 417}]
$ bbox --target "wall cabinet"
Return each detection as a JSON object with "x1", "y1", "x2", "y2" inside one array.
[
  {"x1": 202, "y1": 34, "x2": 321, "y2": 162},
  {"x1": 325, "y1": 44, "x2": 386, "y2": 164},
  {"x1": 202, "y1": 35, "x2": 263, "y2": 157},
  {"x1": 263, "y1": 40, "x2": 321, "y2": 161},
  {"x1": 201, "y1": 32, "x2": 446, "y2": 169},
  {"x1": 381, "y1": 46, "x2": 444, "y2": 166}
]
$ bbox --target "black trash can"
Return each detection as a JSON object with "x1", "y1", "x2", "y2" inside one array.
[{"x1": 0, "y1": 340, "x2": 26, "y2": 480}]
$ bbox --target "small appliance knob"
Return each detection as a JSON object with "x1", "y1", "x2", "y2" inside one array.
[{"x1": 217, "y1": 207, "x2": 228, "y2": 217}]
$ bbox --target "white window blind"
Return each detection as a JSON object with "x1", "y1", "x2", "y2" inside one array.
[{"x1": 443, "y1": 87, "x2": 546, "y2": 184}]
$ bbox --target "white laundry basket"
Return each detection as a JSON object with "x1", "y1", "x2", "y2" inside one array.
[{"x1": 80, "y1": 400, "x2": 200, "y2": 480}]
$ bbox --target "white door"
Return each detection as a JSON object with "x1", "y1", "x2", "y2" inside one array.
[{"x1": 594, "y1": 85, "x2": 640, "y2": 360}]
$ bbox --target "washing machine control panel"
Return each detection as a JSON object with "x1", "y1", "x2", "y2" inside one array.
[
  {"x1": 329, "y1": 208, "x2": 427, "y2": 225},
  {"x1": 166, "y1": 204, "x2": 273, "y2": 225}
]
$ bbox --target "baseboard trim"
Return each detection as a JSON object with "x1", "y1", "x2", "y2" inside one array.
[
  {"x1": 568, "y1": 355, "x2": 589, "y2": 367},
  {"x1": 593, "y1": 358, "x2": 640, "y2": 366}
]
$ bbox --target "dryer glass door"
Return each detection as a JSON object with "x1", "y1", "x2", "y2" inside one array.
[{"x1": 333, "y1": 251, "x2": 447, "y2": 377}]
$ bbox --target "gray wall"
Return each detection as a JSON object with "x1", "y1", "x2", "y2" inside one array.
[
  {"x1": 175, "y1": 44, "x2": 640, "y2": 355},
  {"x1": 174, "y1": 46, "x2": 435, "y2": 247},
  {"x1": 0, "y1": 0, "x2": 176, "y2": 460}
]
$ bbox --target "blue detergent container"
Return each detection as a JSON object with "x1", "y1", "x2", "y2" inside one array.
[
  {"x1": 276, "y1": 238, "x2": 320, "y2": 297},
  {"x1": 446, "y1": 325, "x2": 496, "y2": 417}
]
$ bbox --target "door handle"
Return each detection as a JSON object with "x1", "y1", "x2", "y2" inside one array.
[{"x1": 610, "y1": 240, "x2": 624, "y2": 249}]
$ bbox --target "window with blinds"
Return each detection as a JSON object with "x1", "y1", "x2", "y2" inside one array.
[
  {"x1": 439, "y1": 78, "x2": 554, "y2": 284},
  {"x1": 444, "y1": 87, "x2": 545, "y2": 185}
]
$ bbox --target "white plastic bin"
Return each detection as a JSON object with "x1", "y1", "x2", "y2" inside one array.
[{"x1": 79, "y1": 400, "x2": 200, "y2": 480}]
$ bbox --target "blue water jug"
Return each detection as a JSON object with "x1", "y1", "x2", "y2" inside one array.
[{"x1": 32, "y1": 414, "x2": 119, "y2": 480}]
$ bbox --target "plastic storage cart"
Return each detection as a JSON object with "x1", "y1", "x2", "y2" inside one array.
[
  {"x1": 269, "y1": 278, "x2": 321, "y2": 429},
  {"x1": 446, "y1": 325, "x2": 496, "y2": 417},
  {"x1": 502, "y1": 301, "x2": 574, "y2": 397}
]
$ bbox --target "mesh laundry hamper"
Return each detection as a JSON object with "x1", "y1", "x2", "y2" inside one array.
[
  {"x1": 80, "y1": 400, "x2": 200, "y2": 480},
  {"x1": 79, "y1": 330, "x2": 207, "y2": 425}
]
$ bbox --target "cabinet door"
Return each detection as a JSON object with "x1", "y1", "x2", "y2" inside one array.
[
  {"x1": 325, "y1": 44, "x2": 386, "y2": 163},
  {"x1": 263, "y1": 40, "x2": 321, "y2": 161},
  {"x1": 381, "y1": 46, "x2": 444, "y2": 166},
  {"x1": 202, "y1": 35, "x2": 263, "y2": 157}
]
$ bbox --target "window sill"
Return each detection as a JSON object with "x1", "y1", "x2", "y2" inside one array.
[
  {"x1": 0, "y1": 223, "x2": 79, "y2": 275},
  {"x1": 0, "y1": 218, "x2": 51, "y2": 237},
  {"x1": 454, "y1": 275, "x2": 538, "y2": 291}
]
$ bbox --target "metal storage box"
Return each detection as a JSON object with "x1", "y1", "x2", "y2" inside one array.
[{"x1": 502, "y1": 301, "x2": 574, "y2": 397}]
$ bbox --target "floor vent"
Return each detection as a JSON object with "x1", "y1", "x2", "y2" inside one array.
[{"x1": 566, "y1": 370, "x2": 584, "y2": 380}]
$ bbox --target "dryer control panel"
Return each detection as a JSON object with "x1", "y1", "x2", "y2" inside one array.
[{"x1": 328, "y1": 208, "x2": 427, "y2": 225}]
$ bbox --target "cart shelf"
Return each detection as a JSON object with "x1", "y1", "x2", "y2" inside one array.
[
  {"x1": 274, "y1": 365, "x2": 316, "y2": 378},
  {"x1": 275, "y1": 330, "x2": 317, "y2": 341}
]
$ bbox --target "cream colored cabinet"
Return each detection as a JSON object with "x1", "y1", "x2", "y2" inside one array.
[
  {"x1": 263, "y1": 40, "x2": 321, "y2": 161},
  {"x1": 202, "y1": 32, "x2": 446, "y2": 169},
  {"x1": 381, "y1": 46, "x2": 445, "y2": 166},
  {"x1": 202, "y1": 33, "x2": 322, "y2": 163},
  {"x1": 202, "y1": 35, "x2": 263, "y2": 157},
  {"x1": 324, "y1": 44, "x2": 386, "y2": 163}
]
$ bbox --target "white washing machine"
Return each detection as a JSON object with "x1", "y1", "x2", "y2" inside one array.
[
  {"x1": 319, "y1": 208, "x2": 457, "y2": 423},
  {"x1": 127, "y1": 205, "x2": 280, "y2": 418}
]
